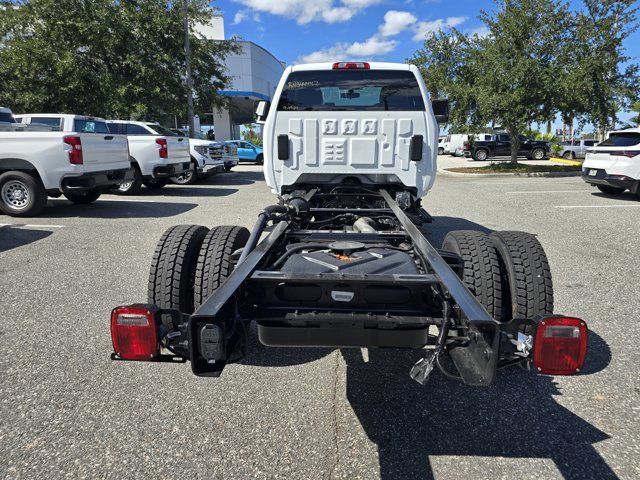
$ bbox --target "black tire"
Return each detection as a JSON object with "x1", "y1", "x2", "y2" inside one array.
[
  {"x1": 489, "y1": 231, "x2": 553, "y2": 321},
  {"x1": 114, "y1": 165, "x2": 143, "y2": 195},
  {"x1": 224, "y1": 165, "x2": 233, "y2": 172},
  {"x1": 63, "y1": 190, "x2": 101, "y2": 204},
  {"x1": 531, "y1": 148, "x2": 545, "y2": 160},
  {"x1": 194, "y1": 226, "x2": 250, "y2": 308},
  {"x1": 255, "y1": 154, "x2": 264, "y2": 165},
  {"x1": 563, "y1": 151, "x2": 574, "y2": 160},
  {"x1": 148, "y1": 225, "x2": 210, "y2": 314},
  {"x1": 596, "y1": 185, "x2": 626, "y2": 195},
  {"x1": 143, "y1": 178, "x2": 168, "y2": 189},
  {"x1": 473, "y1": 149, "x2": 489, "y2": 161},
  {"x1": 0, "y1": 171, "x2": 47, "y2": 217},
  {"x1": 438, "y1": 147, "x2": 444, "y2": 155},
  {"x1": 171, "y1": 161, "x2": 198, "y2": 185},
  {"x1": 442, "y1": 231, "x2": 505, "y2": 321}
]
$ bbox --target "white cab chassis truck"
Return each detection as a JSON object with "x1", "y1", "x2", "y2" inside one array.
[
  {"x1": 0, "y1": 114, "x2": 132, "y2": 216},
  {"x1": 111, "y1": 62, "x2": 588, "y2": 387},
  {"x1": 106, "y1": 121, "x2": 190, "y2": 194}
]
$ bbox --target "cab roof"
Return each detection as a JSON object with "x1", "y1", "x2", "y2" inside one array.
[{"x1": 290, "y1": 62, "x2": 413, "y2": 72}]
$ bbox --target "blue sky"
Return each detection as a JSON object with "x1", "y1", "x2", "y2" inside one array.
[{"x1": 215, "y1": 0, "x2": 640, "y2": 127}]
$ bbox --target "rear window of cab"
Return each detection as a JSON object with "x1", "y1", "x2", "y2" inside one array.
[{"x1": 277, "y1": 70, "x2": 425, "y2": 112}]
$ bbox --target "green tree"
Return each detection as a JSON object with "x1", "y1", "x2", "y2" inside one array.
[
  {"x1": 628, "y1": 101, "x2": 640, "y2": 126},
  {"x1": 0, "y1": 0, "x2": 237, "y2": 122},
  {"x1": 409, "y1": 0, "x2": 639, "y2": 162}
]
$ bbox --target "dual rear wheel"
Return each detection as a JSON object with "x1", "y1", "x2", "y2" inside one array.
[
  {"x1": 442, "y1": 230, "x2": 554, "y2": 322},
  {"x1": 148, "y1": 224, "x2": 250, "y2": 313}
]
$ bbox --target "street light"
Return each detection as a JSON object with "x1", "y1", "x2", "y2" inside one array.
[{"x1": 183, "y1": 0, "x2": 195, "y2": 138}]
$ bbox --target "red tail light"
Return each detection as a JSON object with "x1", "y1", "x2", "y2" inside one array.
[
  {"x1": 618, "y1": 150, "x2": 640, "y2": 158},
  {"x1": 332, "y1": 62, "x2": 370, "y2": 70},
  {"x1": 534, "y1": 316, "x2": 587, "y2": 375},
  {"x1": 463, "y1": 141, "x2": 470, "y2": 150},
  {"x1": 110, "y1": 306, "x2": 159, "y2": 361},
  {"x1": 155, "y1": 138, "x2": 168, "y2": 158},
  {"x1": 63, "y1": 135, "x2": 83, "y2": 165}
]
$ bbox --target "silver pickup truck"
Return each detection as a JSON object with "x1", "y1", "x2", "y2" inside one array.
[{"x1": 556, "y1": 139, "x2": 598, "y2": 159}]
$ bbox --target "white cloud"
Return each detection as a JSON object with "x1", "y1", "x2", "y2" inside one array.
[
  {"x1": 298, "y1": 35, "x2": 397, "y2": 63},
  {"x1": 232, "y1": 11, "x2": 247, "y2": 25},
  {"x1": 379, "y1": 10, "x2": 417, "y2": 37},
  {"x1": 232, "y1": 9, "x2": 261, "y2": 25},
  {"x1": 234, "y1": 0, "x2": 382, "y2": 25},
  {"x1": 412, "y1": 16, "x2": 467, "y2": 41},
  {"x1": 467, "y1": 25, "x2": 490, "y2": 38}
]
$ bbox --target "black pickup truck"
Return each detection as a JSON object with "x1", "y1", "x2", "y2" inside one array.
[{"x1": 471, "y1": 133, "x2": 550, "y2": 161}]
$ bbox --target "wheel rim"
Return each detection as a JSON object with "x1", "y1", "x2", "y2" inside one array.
[
  {"x1": 534, "y1": 149, "x2": 543, "y2": 159},
  {"x1": 117, "y1": 182, "x2": 133, "y2": 191},
  {"x1": 2, "y1": 180, "x2": 30, "y2": 210},
  {"x1": 174, "y1": 171, "x2": 193, "y2": 184},
  {"x1": 477, "y1": 151, "x2": 487, "y2": 161}
]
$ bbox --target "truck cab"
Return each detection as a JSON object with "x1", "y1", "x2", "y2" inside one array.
[{"x1": 256, "y1": 62, "x2": 442, "y2": 201}]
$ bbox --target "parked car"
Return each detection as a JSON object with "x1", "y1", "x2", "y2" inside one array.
[
  {"x1": 443, "y1": 134, "x2": 467, "y2": 156},
  {"x1": 457, "y1": 133, "x2": 493, "y2": 157},
  {"x1": 165, "y1": 131, "x2": 226, "y2": 185},
  {"x1": 225, "y1": 140, "x2": 264, "y2": 165},
  {"x1": 0, "y1": 115, "x2": 132, "y2": 216},
  {"x1": 106, "y1": 121, "x2": 190, "y2": 194},
  {"x1": 556, "y1": 139, "x2": 598, "y2": 159},
  {"x1": 471, "y1": 133, "x2": 550, "y2": 161},
  {"x1": 0, "y1": 107, "x2": 16, "y2": 125},
  {"x1": 582, "y1": 128, "x2": 640, "y2": 197},
  {"x1": 438, "y1": 136, "x2": 446, "y2": 155}
]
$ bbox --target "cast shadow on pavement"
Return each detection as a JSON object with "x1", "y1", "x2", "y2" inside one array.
[
  {"x1": 341, "y1": 329, "x2": 613, "y2": 480},
  {"x1": 0, "y1": 225, "x2": 53, "y2": 253},
  {"x1": 44, "y1": 199, "x2": 199, "y2": 218}
]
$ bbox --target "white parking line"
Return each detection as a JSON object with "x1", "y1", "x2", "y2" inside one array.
[
  {"x1": 0, "y1": 223, "x2": 65, "y2": 228},
  {"x1": 49, "y1": 197, "x2": 160, "y2": 203},
  {"x1": 555, "y1": 204, "x2": 640, "y2": 209},
  {"x1": 506, "y1": 190, "x2": 592, "y2": 194}
]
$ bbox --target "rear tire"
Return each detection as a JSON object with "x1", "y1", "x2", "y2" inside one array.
[
  {"x1": 531, "y1": 148, "x2": 545, "y2": 160},
  {"x1": 148, "y1": 225, "x2": 209, "y2": 314},
  {"x1": 64, "y1": 190, "x2": 101, "y2": 204},
  {"x1": 194, "y1": 226, "x2": 250, "y2": 308},
  {"x1": 596, "y1": 185, "x2": 626, "y2": 195},
  {"x1": 442, "y1": 230, "x2": 505, "y2": 321},
  {"x1": 114, "y1": 166, "x2": 143, "y2": 195},
  {"x1": 0, "y1": 171, "x2": 47, "y2": 217},
  {"x1": 474, "y1": 149, "x2": 488, "y2": 161},
  {"x1": 143, "y1": 178, "x2": 168, "y2": 189},
  {"x1": 171, "y1": 161, "x2": 198, "y2": 185},
  {"x1": 489, "y1": 231, "x2": 553, "y2": 320}
]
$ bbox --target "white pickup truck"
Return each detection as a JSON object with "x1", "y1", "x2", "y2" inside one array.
[
  {"x1": 0, "y1": 114, "x2": 132, "y2": 216},
  {"x1": 105, "y1": 121, "x2": 190, "y2": 194},
  {"x1": 167, "y1": 131, "x2": 226, "y2": 185}
]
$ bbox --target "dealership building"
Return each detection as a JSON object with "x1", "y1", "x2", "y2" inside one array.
[{"x1": 197, "y1": 16, "x2": 285, "y2": 141}]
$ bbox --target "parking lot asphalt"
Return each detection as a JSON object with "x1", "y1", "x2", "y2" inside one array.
[{"x1": 1, "y1": 161, "x2": 639, "y2": 479}]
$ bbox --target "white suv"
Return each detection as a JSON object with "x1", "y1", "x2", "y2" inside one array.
[{"x1": 582, "y1": 128, "x2": 640, "y2": 197}]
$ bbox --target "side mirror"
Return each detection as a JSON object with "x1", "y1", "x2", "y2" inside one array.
[
  {"x1": 255, "y1": 100, "x2": 271, "y2": 124},
  {"x1": 431, "y1": 99, "x2": 449, "y2": 124}
]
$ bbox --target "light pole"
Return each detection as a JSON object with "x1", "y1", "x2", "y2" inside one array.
[{"x1": 183, "y1": 0, "x2": 195, "y2": 138}]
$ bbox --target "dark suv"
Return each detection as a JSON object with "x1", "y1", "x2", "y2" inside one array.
[{"x1": 471, "y1": 133, "x2": 550, "y2": 161}]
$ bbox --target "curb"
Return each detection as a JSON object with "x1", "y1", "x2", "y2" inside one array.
[
  {"x1": 549, "y1": 156, "x2": 583, "y2": 167},
  {"x1": 438, "y1": 169, "x2": 581, "y2": 178}
]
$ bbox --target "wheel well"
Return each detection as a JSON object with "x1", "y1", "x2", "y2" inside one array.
[{"x1": 0, "y1": 159, "x2": 45, "y2": 185}]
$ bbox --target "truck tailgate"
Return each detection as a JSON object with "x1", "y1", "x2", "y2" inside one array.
[
  {"x1": 78, "y1": 133, "x2": 130, "y2": 170},
  {"x1": 166, "y1": 137, "x2": 190, "y2": 163}
]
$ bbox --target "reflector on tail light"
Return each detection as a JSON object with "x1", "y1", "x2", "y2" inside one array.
[
  {"x1": 332, "y1": 62, "x2": 370, "y2": 70},
  {"x1": 534, "y1": 316, "x2": 587, "y2": 375},
  {"x1": 63, "y1": 135, "x2": 83, "y2": 165},
  {"x1": 155, "y1": 138, "x2": 168, "y2": 158},
  {"x1": 110, "y1": 306, "x2": 159, "y2": 360}
]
